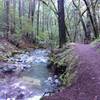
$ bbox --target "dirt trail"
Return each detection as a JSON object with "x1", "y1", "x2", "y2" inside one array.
[{"x1": 44, "y1": 44, "x2": 100, "y2": 100}]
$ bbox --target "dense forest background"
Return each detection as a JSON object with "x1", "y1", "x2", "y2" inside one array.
[{"x1": 0, "y1": 0, "x2": 100, "y2": 47}]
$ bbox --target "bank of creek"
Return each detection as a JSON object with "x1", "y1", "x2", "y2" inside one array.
[{"x1": 0, "y1": 49, "x2": 60, "y2": 100}]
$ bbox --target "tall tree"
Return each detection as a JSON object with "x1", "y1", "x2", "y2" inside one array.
[
  {"x1": 86, "y1": 8, "x2": 91, "y2": 43},
  {"x1": 91, "y1": 0, "x2": 99, "y2": 36},
  {"x1": 19, "y1": 0, "x2": 24, "y2": 30},
  {"x1": 37, "y1": 0, "x2": 40, "y2": 35},
  {"x1": 57, "y1": 0, "x2": 66, "y2": 48},
  {"x1": 10, "y1": 0, "x2": 16, "y2": 34},
  {"x1": 42, "y1": 3, "x2": 45, "y2": 32},
  {"x1": 28, "y1": 0, "x2": 36, "y2": 26},
  {"x1": 4, "y1": 0, "x2": 10, "y2": 38}
]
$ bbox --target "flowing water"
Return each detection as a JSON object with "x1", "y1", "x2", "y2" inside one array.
[{"x1": 0, "y1": 49, "x2": 51, "y2": 100}]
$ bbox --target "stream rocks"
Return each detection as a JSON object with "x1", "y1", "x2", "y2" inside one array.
[
  {"x1": 0, "y1": 49, "x2": 53, "y2": 99},
  {"x1": 44, "y1": 75, "x2": 61, "y2": 96},
  {"x1": 0, "y1": 78, "x2": 34, "y2": 99},
  {"x1": 0, "y1": 63, "x2": 31, "y2": 76},
  {"x1": 0, "y1": 64, "x2": 16, "y2": 74}
]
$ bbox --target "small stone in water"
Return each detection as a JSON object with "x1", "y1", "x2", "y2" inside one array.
[
  {"x1": 20, "y1": 86, "x2": 26, "y2": 90},
  {"x1": 16, "y1": 93, "x2": 24, "y2": 99},
  {"x1": 48, "y1": 77, "x2": 53, "y2": 82},
  {"x1": 55, "y1": 79, "x2": 59, "y2": 84},
  {"x1": 54, "y1": 75, "x2": 58, "y2": 79}
]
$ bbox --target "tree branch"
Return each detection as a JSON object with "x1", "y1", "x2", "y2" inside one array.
[
  {"x1": 51, "y1": 0, "x2": 58, "y2": 12},
  {"x1": 39, "y1": 0, "x2": 57, "y2": 15}
]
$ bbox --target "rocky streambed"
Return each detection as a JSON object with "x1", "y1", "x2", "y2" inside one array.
[{"x1": 0, "y1": 49, "x2": 61, "y2": 100}]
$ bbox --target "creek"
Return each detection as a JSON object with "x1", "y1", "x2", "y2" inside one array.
[{"x1": 0, "y1": 49, "x2": 51, "y2": 100}]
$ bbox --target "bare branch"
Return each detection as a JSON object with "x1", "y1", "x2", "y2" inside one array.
[
  {"x1": 51, "y1": 0, "x2": 57, "y2": 12},
  {"x1": 39, "y1": 0, "x2": 57, "y2": 15}
]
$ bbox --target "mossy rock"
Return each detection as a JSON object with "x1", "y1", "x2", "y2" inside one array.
[
  {"x1": 0, "y1": 56, "x2": 7, "y2": 61},
  {"x1": 11, "y1": 51, "x2": 21, "y2": 57},
  {"x1": 50, "y1": 43, "x2": 78, "y2": 86}
]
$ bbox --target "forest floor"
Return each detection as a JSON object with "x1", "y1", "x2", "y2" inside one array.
[
  {"x1": 0, "y1": 37, "x2": 37, "y2": 60},
  {"x1": 0, "y1": 38, "x2": 18, "y2": 61},
  {"x1": 44, "y1": 43, "x2": 100, "y2": 100}
]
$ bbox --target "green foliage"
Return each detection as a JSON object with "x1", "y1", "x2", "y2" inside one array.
[
  {"x1": 15, "y1": 16, "x2": 33, "y2": 37},
  {"x1": 36, "y1": 32, "x2": 49, "y2": 41},
  {"x1": 0, "y1": 0, "x2": 3, "y2": 14},
  {"x1": 60, "y1": 72, "x2": 76, "y2": 86},
  {"x1": 22, "y1": 18, "x2": 33, "y2": 33}
]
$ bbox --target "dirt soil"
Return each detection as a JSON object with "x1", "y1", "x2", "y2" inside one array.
[
  {"x1": 0, "y1": 38, "x2": 18, "y2": 51},
  {"x1": 44, "y1": 43, "x2": 100, "y2": 100}
]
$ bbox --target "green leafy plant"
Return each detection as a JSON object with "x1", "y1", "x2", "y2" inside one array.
[{"x1": 36, "y1": 32, "x2": 49, "y2": 41}]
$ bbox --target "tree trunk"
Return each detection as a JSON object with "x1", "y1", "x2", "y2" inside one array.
[
  {"x1": 28, "y1": 0, "x2": 35, "y2": 26},
  {"x1": 19, "y1": 0, "x2": 23, "y2": 30},
  {"x1": 13, "y1": 0, "x2": 16, "y2": 33},
  {"x1": 10, "y1": 0, "x2": 16, "y2": 34},
  {"x1": 37, "y1": 0, "x2": 40, "y2": 36},
  {"x1": 57, "y1": 0, "x2": 66, "y2": 48},
  {"x1": 85, "y1": 10, "x2": 91, "y2": 44},
  {"x1": 5, "y1": 0, "x2": 10, "y2": 38},
  {"x1": 91, "y1": 0, "x2": 98, "y2": 37},
  {"x1": 31, "y1": 0, "x2": 35, "y2": 26},
  {"x1": 42, "y1": 3, "x2": 45, "y2": 32}
]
